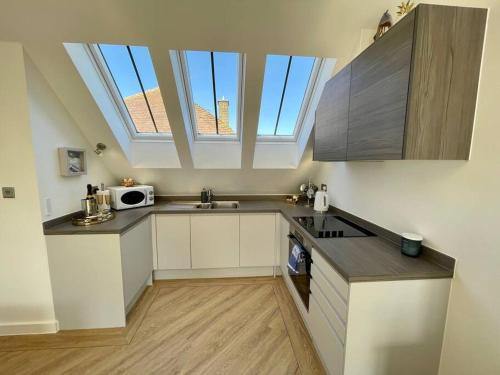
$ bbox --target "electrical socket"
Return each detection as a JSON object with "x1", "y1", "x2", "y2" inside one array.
[{"x1": 44, "y1": 197, "x2": 52, "y2": 217}]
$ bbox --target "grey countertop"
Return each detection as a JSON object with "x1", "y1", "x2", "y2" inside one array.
[{"x1": 43, "y1": 200, "x2": 454, "y2": 283}]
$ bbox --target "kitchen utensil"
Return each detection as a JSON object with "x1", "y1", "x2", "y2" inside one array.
[
  {"x1": 306, "y1": 186, "x2": 316, "y2": 200},
  {"x1": 81, "y1": 198, "x2": 98, "y2": 217},
  {"x1": 313, "y1": 184, "x2": 329, "y2": 212},
  {"x1": 81, "y1": 184, "x2": 98, "y2": 216},
  {"x1": 314, "y1": 191, "x2": 329, "y2": 212}
]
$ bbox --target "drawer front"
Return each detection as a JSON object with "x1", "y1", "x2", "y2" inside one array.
[
  {"x1": 308, "y1": 295, "x2": 345, "y2": 375},
  {"x1": 310, "y1": 278, "x2": 346, "y2": 343},
  {"x1": 311, "y1": 264, "x2": 348, "y2": 322},
  {"x1": 312, "y1": 249, "x2": 349, "y2": 301}
]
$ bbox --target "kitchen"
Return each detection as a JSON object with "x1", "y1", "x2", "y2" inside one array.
[{"x1": 0, "y1": 1, "x2": 499, "y2": 374}]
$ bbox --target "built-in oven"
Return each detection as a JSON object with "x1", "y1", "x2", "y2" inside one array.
[{"x1": 287, "y1": 227, "x2": 312, "y2": 310}]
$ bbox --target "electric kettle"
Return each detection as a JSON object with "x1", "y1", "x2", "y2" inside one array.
[{"x1": 313, "y1": 184, "x2": 329, "y2": 212}]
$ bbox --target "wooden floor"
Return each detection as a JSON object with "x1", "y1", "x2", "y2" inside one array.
[{"x1": 0, "y1": 277, "x2": 324, "y2": 374}]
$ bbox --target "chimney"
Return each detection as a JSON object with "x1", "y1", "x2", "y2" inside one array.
[{"x1": 217, "y1": 97, "x2": 229, "y2": 128}]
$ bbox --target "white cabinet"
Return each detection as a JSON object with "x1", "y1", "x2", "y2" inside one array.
[
  {"x1": 191, "y1": 214, "x2": 240, "y2": 269},
  {"x1": 308, "y1": 295, "x2": 345, "y2": 375},
  {"x1": 306, "y1": 248, "x2": 451, "y2": 375},
  {"x1": 46, "y1": 218, "x2": 153, "y2": 330},
  {"x1": 156, "y1": 215, "x2": 191, "y2": 270},
  {"x1": 121, "y1": 216, "x2": 153, "y2": 312},
  {"x1": 240, "y1": 214, "x2": 276, "y2": 267}
]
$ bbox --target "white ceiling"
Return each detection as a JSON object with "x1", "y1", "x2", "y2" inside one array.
[{"x1": 0, "y1": 0, "x2": 396, "y2": 193}]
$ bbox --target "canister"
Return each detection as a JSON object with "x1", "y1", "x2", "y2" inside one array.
[{"x1": 401, "y1": 233, "x2": 423, "y2": 257}]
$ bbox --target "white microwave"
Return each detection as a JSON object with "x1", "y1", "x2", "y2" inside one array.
[{"x1": 108, "y1": 185, "x2": 154, "y2": 210}]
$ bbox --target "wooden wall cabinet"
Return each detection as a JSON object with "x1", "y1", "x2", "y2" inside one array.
[
  {"x1": 314, "y1": 64, "x2": 351, "y2": 161},
  {"x1": 347, "y1": 11, "x2": 414, "y2": 160},
  {"x1": 314, "y1": 4, "x2": 487, "y2": 161}
]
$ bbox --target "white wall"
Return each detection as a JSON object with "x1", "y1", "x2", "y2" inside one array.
[
  {"x1": 125, "y1": 143, "x2": 318, "y2": 195},
  {"x1": 314, "y1": 1, "x2": 500, "y2": 374},
  {"x1": 0, "y1": 42, "x2": 57, "y2": 335},
  {"x1": 25, "y1": 55, "x2": 115, "y2": 221}
]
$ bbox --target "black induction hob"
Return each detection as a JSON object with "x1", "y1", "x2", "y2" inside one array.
[{"x1": 294, "y1": 215, "x2": 375, "y2": 238}]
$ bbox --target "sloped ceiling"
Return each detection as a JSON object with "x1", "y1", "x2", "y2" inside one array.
[{"x1": 0, "y1": 0, "x2": 395, "y2": 194}]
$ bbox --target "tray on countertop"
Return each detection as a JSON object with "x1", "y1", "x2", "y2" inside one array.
[{"x1": 72, "y1": 211, "x2": 116, "y2": 226}]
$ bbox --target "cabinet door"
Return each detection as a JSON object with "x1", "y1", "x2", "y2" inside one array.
[
  {"x1": 191, "y1": 215, "x2": 239, "y2": 269},
  {"x1": 347, "y1": 11, "x2": 415, "y2": 160},
  {"x1": 121, "y1": 216, "x2": 153, "y2": 311},
  {"x1": 240, "y1": 214, "x2": 276, "y2": 267},
  {"x1": 404, "y1": 5, "x2": 487, "y2": 160},
  {"x1": 156, "y1": 215, "x2": 191, "y2": 270},
  {"x1": 314, "y1": 64, "x2": 351, "y2": 161}
]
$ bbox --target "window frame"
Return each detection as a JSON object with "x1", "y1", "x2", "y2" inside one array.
[
  {"x1": 86, "y1": 43, "x2": 173, "y2": 141},
  {"x1": 256, "y1": 56, "x2": 323, "y2": 143},
  {"x1": 176, "y1": 50, "x2": 245, "y2": 142}
]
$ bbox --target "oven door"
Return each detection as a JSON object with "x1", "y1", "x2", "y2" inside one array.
[{"x1": 288, "y1": 234, "x2": 312, "y2": 310}]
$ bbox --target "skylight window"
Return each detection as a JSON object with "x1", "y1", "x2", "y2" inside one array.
[
  {"x1": 257, "y1": 55, "x2": 318, "y2": 139},
  {"x1": 180, "y1": 50, "x2": 242, "y2": 139},
  {"x1": 92, "y1": 44, "x2": 171, "y2": 136}
]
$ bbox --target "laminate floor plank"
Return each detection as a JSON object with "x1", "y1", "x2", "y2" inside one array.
[
  {"x1": 0, "y1": 277, "x2": 323, "y2": 375},
  {"x1": 0, "y1": 285, "x2": 158, "y2": 352}
]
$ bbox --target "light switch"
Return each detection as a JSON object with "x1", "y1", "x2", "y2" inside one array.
[{"x1": 2, "y1": 187, "x2": 15, "y2": 198}]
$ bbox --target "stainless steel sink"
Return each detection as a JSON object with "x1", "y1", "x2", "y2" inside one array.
[
  {"x1": 211, "y1": 201, "x2": 240, "y2": 209},
  {"x1": 166, "y1": 201, "x2": 202, "y2": 209},
  {"x1": 167, "y1": 201, "x2": 240, "y2": 209},
  {"x1": 195, "y1": 202, "x2": 212, "y2": 209}
]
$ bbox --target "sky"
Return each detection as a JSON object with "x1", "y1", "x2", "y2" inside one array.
[
  {"x1": 185, "y1": 50, "x2": 238, "y2": 131},
  {"x1": 99, "y1": 44, "x2": 314, "y2": 136},
  {"x1": 258, "y1": 55, "x2": 314, "y2": 136},
  {"x1": 99, "y1": 44, "x2": 159, "y2": 96}
]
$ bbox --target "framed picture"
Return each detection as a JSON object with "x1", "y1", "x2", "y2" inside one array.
[{"x1": 58, "y1": 147, "x2": 87, "y2": 176}]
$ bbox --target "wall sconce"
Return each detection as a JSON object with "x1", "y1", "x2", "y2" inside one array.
[{"x1": 94, "y1": 143, "x2": 107, "y2": 156}]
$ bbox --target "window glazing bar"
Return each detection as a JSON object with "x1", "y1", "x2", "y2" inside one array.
[
  {"x1": 210, "y1": 52, "x2": 220, "y2": 134},
  {"x1": 125, "y1": 45, "x2": 159, "y2": 133},
  {"x1": 273, "y1": 56, "x2": 292, "y2": 136}
]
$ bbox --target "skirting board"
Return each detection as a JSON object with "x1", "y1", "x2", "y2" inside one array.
[
  {"x1": 154, "y1": 267, "x2": 277, "y2": 280},
  {"x1": 0, "y1": 320, "x2": 59, "y2": 336}
]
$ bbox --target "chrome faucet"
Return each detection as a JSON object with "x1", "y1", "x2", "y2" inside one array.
[{"x1": 201, "y1": 188, "x2": 214, "y2": 203}]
